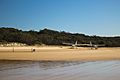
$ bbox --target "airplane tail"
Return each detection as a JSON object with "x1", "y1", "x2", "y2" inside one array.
[
  {"x1": 75, "y1": 41, "x2": 77, "y2": 45},
  {"x1": 90, "y1": 41, "x2": 92, "y2": 46}
]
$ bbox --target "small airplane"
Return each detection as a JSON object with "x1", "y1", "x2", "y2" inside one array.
[
  {"x1": 62, "y1": 41, "x2": 105, "y2": 49},
  {"x1": 89, "y1": 41, "x2": 105, "y2": 49},
  {"x1": 63, "y1": 41, "x2": 89, "y2": 49}
]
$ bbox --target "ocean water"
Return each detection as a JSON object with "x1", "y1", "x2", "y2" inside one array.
[{"x1": 0, "y1": 60, "x2": 120, "y2": 80}]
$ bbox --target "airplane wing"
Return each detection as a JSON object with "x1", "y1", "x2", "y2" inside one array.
[
  {"x1": 62, "y1": 43, "x2": 73, "y2": 46},
  {"x1": 76, "y1": 44, "x2": 91, "y2": 46},
  {"x1": 96, "y1": 44, "x2": 105, "y2": 47}
]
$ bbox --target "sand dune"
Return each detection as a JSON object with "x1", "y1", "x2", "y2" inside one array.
[{"x1": 0, "y1": 46, "x2": 120, "y2": 61}]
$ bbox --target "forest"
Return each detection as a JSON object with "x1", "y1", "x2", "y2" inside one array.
[{"x1": 0, "y1": 27, "x2": 120, "y2": 47}]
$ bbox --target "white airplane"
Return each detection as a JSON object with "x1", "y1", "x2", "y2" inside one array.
[
  {"x1": 63, "y1": 41, "x2": 105, "y2": 49},
  {"x1": 89, "y1": 41, "x2": 105, "y2": 49},
  {"x1": 63, "y1": 41, "x2": 89, "y2": 49}
]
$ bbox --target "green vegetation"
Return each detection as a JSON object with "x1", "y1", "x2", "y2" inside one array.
[{"x1": 0, "y1": 27, "x2": 120, "y2": 47}]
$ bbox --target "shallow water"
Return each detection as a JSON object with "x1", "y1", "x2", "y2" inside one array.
[{"x1": 0, "y1": 60, "x2": 120, "y2": 80}]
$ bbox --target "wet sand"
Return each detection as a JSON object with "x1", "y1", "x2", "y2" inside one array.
[
  {"x1": 0, "y1": 60, "x2": 120, "y2": 80},
  {"x1": 0, "y1": 46, "x2": 120, "y2": 61}
]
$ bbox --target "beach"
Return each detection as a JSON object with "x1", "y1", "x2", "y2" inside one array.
[
  {"x1": 0, "y1": 47, "x2": 120, "y2": 80},
  {"x1": 0, "y1": 46, "x2": 120, "y2": 61}
]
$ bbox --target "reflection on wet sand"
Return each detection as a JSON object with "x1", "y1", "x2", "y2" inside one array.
[
  {"x1": 0, "y1": 60, "x2": 120, "y2": 80},
  {"x1": 0, "y1": 60, "x2": 84, "y2": 71}
]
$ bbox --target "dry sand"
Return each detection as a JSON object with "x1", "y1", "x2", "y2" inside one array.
[{"x1": 0, "y1": 46, "x2": 120, "y2": 61}]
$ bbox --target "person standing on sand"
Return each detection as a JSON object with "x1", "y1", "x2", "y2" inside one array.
[{"x1": 32, "y1": 48, "x2": 36, "y2": 52}]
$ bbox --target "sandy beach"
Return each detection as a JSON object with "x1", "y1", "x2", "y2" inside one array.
[
  {"x1": 0, "y1": 46, "x2": 120, "y2": 61},
  {"x1": 0, "y1": 47, "x2": 120, "y2": 80}
]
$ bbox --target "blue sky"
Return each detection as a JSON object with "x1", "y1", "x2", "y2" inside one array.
[{"x1": 0, "y1": 0, "x2": 120, "y2": 36}]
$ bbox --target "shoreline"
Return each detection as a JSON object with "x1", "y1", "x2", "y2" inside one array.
[{"x1": 0, "y1": 46, "x2": 120, "y2": 61}]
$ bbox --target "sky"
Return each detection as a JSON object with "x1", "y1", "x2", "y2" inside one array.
[{"x1": 0, "y1": 0, "x2": 120, "y2": 36}]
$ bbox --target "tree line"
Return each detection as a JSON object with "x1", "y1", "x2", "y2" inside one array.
[{"x1": 0, "y1": 27, "x2": 120, "y2": 47}]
